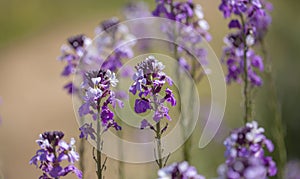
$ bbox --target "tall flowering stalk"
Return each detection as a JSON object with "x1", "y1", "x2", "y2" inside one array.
[
  {"x1": 78, "y1": 69, "x2": 121, "y2": 179},
  {"x1": 129, "y1": 56, "x2": 176, "y2": 168},
  {"x1": 30, "y1": 131, "x2": 82, "y2": 179},
  {"x1": 219, "y1": 0, "x2": 286, "y2": 177},
  {"x1": 217, "y1": 121, "x2": 277, "y2": 178},
  {"x1": 152, "y1": 0, "x2": 211, "y2": 163},
  {"x1": 158, "y1": 161, "x2": 205, "y2": 179},
  {"x1": 59, "y1": 34, "x2": 92, "y2": 176},
  {"x1": 58, "y1": 17, "x2": 135, "y2": 178},
  {"x1": 219, "y1": 0, "x2": 273, "y2": 123}
]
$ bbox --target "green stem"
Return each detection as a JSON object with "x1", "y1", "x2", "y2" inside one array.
[
  {"x1": 261, "y1": 40, "x2": 287, "y2": 179},
  {"x1": 153, "y1": 94, "x2": 163, "y2": 169},
  {"x1": 240, "y1": 15, "x2": 252, "y2": 124},
  {"x1": 96, "y1": 101, "x2": 103, "y2": 179},
  {"x1": 79, "y1": 130, "x2": 85, "y2": 178},
  {"x1": 156, "y1": 121, "x2": 163, "y2": 169}
]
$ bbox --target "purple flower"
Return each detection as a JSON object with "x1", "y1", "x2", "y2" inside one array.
[
  {"x1": 134, "y1": 98, "x2": 151, "y2": 113},
  {"x1": 158, "y1": 161, "x2": 205, "y2": 179},
  {"x1": 58, "y1": 34, "x2": 92, "y2": 95},
  {"x1": 129, "y1": 56, "x2": 176, "y2": 130},
  {"x1": 284, "y1": 160, "x2": 300, "y2": 179},
  {"x1": 218, "y1": 121, "x2": 277, "y2": 178},
  {"x1": 79, "y1": 70, "x2": 122, "y2": 132},
  {"x1": 30, "y1": 131, "x2": 82, "y2": 179},
  {"x1": 79, "y1": 123, "x2": 96, "y2": 140},
  {"x1": 140, "y1": 119, "x2": 153, "y2": 130},
  {"x1": 59, "y1": 18, "x2": 135, "y2": 96},
  {"x1": 153, "y1": 0, "x2": 211, "y2": 42},
  {"x1": 163, "y1": 88, "x2": 176, "y2": 106},
  {"x1": 220, "y1": 0, "x2": 272, "y2": 87}
]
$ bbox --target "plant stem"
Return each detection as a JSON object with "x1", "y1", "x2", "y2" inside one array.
[
  {"x1": 156, "y1": 121, "x2": 163, "y2": 169},
  {"x1": 261, "y1": 40, "x2": 287, "y2": 179},
  {"x1": 79, "y1": 131, "x2": 85, "y2": 178},
  {"x1": 240, "y1": 15, "x2": 251, "y2": 124},
  {"x1": 96, "y1": 101, "x2": 102, "y2": 179},
  {"x1": 153, "y1": 93, "x2": 163, "y2": 169}
]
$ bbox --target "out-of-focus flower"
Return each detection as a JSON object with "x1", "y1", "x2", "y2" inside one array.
[
  {"x1": 30, "y1": 131, "x2": 82, "y2": 179},
  {"x1": 158, "y1": 161, "x2": 205, "y2": 179},
  {"x1": 152, "y1": 0, "x2": 211, "y2": 83},
  {"x1": 219, "y1": 0, "x2": 272, "y2": 86},
  {"x1": 79, "y1": 123, "x2": 96, "y2": 140},
  {"x1": 217, "y1": 121, "x2": 277, "y2": 179},
  {"x1": 58, "y1": 34, "x2": 92, "y2": 94},
  {"x1": 284, "y1": 160, "x2": 300, "y2": 179},
  {"x1": 153, "y1": 0, "x2": 211, "y2": 41},
  {"x1": 59, "y1": 18, "x2": 135, "y2": 96}
]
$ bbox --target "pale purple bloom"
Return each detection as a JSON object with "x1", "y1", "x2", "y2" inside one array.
[
  {"x1": 284, "y1": 160, "x2": 300, "y2": 179},
  {"x1": 59, "y1": 18, "x2": 135, "y2": 95},
  {"x1": 218, "y1": 121, "x2": 277, "y2": 178},
  {"x1": 152, "y1": 0, "x2": 211, "y2": 83},
  {"x1": 79, "y1": 123, "x2": 96, "y2": 140},
  {"x1": 58, "y1": 34, "x2": 92, "y2": 94},
  {"x1": 158, "y1": 161, "x2": 205, "y2": 179},
  {"x1": 219, "y1": 0, "x2": 272, "y2": 86},
  {"x1": 30, "y1": 131, "x2": 82, "y2": 179}
]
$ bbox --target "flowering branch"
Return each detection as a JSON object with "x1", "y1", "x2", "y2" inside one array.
[{"x1": 130, "y1": 56, "x2": 176, "y2": 168}]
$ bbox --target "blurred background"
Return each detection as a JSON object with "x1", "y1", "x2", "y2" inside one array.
[{"x1": 0, "y1": 0, "x2": 299, "y2": 178}]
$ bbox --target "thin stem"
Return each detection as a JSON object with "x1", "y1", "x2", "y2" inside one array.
[
  {"x1": 170, "y1": 1, "x2": 192, "y2": 162},
  {"x1": 79, "y1": 132, "x2": 85, "y2": 178},
  {"x1": 156, "y1": 121, "x2": 163, "y2": 169},
  {"x1": 96, "y1": 100, "x2": 103, "y2": 179},
  {"x1": 153, "y1": 94, "x2": 163, "y2": 169},
  {"x1": 261, "y1": 40, "x2": 287, "y2": 179},
  {"x1": 240, "y1": 14, "x2": 251, "y2": 124}
]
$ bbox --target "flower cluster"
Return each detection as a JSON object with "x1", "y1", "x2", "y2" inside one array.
[
  {"x1": 153, "y1": 0, "x2": 211, "y2": 41},
  {"x1": 79, "y1": 69, "x2": 122, "y2": 134},
  {"x1": 158, "y1": 161, "x2": 205, "y2": 179},
  {"x1": 129, "y1": 56, "x2": 176, "y2": 129},
  {"x1": 59, "y1": 18, "x2": 135, "y2": 95},
  {"x1": 152, "y1": 0, "x2": 211, "y2": 81},
  {"x1": 219, "y1": 0, "x2": 273, "y2": 86},
  {"x1": 59, "y1": 35, "x2": 92, "y2": 94},
  {"x1": 30, "y1": 131, "x2": 82, "y2": 179},
  {"x1": 94, "y1": 18, "x2": 135, "y2": 74},
  {"x1": 218, "y1": 121, "x2": 277, "y2": 178},
  {"x1": 123, "y1": 2, "x2": 151, "y2": 20}
]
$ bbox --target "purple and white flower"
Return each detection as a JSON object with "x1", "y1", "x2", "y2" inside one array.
[
  {"x1": 158, "y1": 161, "x2": 205, "y2": 179},
  {"x1": 217, "y1": 121, "x2": 277, "y2": 179},
  {"x1": 30, "y1": 131, "x2": 82, "y2": 179},
  {"x1": 129, "y1": 56, "x2": 176, "y2": 130}
]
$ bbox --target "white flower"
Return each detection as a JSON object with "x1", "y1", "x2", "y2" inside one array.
[
  {"x1": 246, "y1": 34, "x2": 255, "y2": 47},
  {"x1": 198, "y1": 19, "x2": 210, "y2": 31},
  {"x1": 195, "y1": 5, "x2": 204, "y2": 19}
]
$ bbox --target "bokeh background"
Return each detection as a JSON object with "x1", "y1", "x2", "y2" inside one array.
[{"x1": 0, "y1": 0, "x2": 299, "y2": 178}]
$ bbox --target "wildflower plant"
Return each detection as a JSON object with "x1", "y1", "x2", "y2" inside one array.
[
  {"x1": 78, "y1": 69, "x2": 122, "y2": 179},
  {"x1": 129, "y1": 55, "x2": 176, "y2": 168},
  {"x1": 217, "y1": 0, "x2": 281, "y2": 178},
  {"x1": 30, "y1": 131, "x2": 82, "y2": 179},
  {"x1": 152, "y1": 0, "x2": 211, "y2": 163},
  {"x1": 217, "y1": 121, "x2": 277, "y2": 178},
  {"x1": 158, "y1": 161, "x2": 205, "y2": 179},
  {"x1": 219, "y1": 0, "x2": 273, "y2": 121}
]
